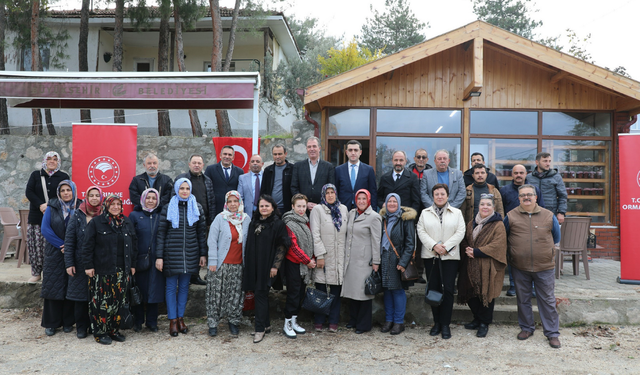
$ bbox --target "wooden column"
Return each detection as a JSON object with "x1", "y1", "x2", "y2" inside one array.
[{"x1": 463, "y1": 37, "x2": 483, "y2": 101}]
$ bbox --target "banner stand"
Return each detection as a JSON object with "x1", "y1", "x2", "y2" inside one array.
[
  {"x1": 618, "y1": 133, "x2": 640, "y2": 284},
  {"x1": 617, "y1": 277, "x2": 640, "y2": 285}
]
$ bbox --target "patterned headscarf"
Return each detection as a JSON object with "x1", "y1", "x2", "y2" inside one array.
[
  {"x1": 78, "y1": 186, "x2": 103, "y2": 217},
  {"x1": 222, "y1": 190, "x2": 248, "y2": 244},
  {"x1": 103, "y1": 194, "x2": 124, "y2": 228},
  {"x1": 355, "y1": 189, "x2": 371, "y2": 215},
  {"x1": 56, "y1": 180, "x2": 77, "y2": 220},
  {"x1": 382, "y1": 193, "x2": 401, "y2": 251},
  {"x1": 167, "y1": 178, "x2": 200, "y2": 229},
  {"x1": 42, "y1": 151, "x2": 61, "y2": 176},
  {"x1": 140, "y1": 188, "x2": 160, "y2": 213},
  {"x1": 321, "y1": 184, "x2": 342, "y2": 231}
]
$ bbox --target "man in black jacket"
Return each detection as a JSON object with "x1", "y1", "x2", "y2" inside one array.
[
  {"x1": 129, "y1": 153, "x2": 173, "y2": 211},
  {"x1": 261, "y1": 143, "x2": 294, "y2": 215},
  {"x1": 291, "y1": 137, "x2": 335, "y2": 211},
  {"x1": 204, "y1": 145, "x2": 244, "y2": 218},
  {"x1": 377, "y1": 150, "x2": 421, "y2": 212},
  {"x1": 463, "y1": 152, "x2": 499, "y2": 187}
]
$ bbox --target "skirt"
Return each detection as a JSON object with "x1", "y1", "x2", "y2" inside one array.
[
  {"x1": 89, "y1": 268, "x2": 128, "y2": 337},
  {"x1": 206, "y1": 263, "x2": 244, "y2": 327}
]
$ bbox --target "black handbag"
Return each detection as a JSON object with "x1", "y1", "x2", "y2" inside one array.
[
  {"x1": 364, "y1": 270, "x2": 383, "y2": 295},
  {"x1": 118, "y1": 303, "x2": 134, "y2": 330},
  {"x1": 136, "y1": 250, "x2": 151, "y2": 272},
  {"x1": 424, "y1": 257, "x2": 444, "y2": 306},
  {"x1": 302, "y1": 269, "x2": 334, "y2": 316},
  {"x1": 129, "y1": 277, "x2": 143, "y2": 307}
]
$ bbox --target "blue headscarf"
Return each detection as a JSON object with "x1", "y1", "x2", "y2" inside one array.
[
  {"x1": 382, "y1": 193, "x2": 401, "y2": 251},
  {"x1": 56, "y1": 180, "x2": 77, "y2": 220},
  {"x1": 166, "y1": 178, "x2": 200, "y2": 229}
]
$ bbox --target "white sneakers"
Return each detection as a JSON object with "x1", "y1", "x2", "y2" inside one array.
[
  {"x1": 283, "y1": 318, "x2": 296, "y2": 339},
  {"x1": 291, "y1": 316, "x2": 306, "y2": 334}
]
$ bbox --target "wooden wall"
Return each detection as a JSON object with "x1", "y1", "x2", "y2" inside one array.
[{"x1": 317, "y1": 43, "x2": 618, "y2": 111}]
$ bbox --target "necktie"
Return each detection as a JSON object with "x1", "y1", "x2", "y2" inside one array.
[
  {"x1": 396, "y1": 173, "x2": 401, "y2": 182},
  {"x1": 254, "y1": 173, "x2": 260, "y2": 206},
  {"x1": 350, "y1": 164, "x2": 356, "y2": 189},
  {"x1": 224, "y1": 168, "x2": 230, "y2": 182}
]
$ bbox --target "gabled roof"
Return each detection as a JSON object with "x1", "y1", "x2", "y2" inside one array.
[{"x1": 304, "y1": 20, "x2": 640, "y2": 114}]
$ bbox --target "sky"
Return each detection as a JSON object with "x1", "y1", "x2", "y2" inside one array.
[{"x1": 59, "y1": 0, "x2": 640, "y2": 79}]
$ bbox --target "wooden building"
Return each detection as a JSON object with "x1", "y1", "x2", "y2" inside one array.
[{"x1": 303, "y1": 21, "x2": 640, "y2": 259}]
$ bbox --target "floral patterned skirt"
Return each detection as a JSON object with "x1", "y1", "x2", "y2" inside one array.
[
  {"x1": 27, "y1": 224, "x2": 45, "y2": 276},
  {"x1": 206, "y1": 263, "x2": 244, "y2": 327},
  {"x1": 88, "y1": 268, "x2": 128, "y2": 337}
]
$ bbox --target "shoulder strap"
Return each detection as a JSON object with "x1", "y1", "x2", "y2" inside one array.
[
  {"x1": 384, "y1": 219, "x2": 416, "y2": 261},
  {"x1": 40, "y1": 175, "x2": 49, "y2": 204}
]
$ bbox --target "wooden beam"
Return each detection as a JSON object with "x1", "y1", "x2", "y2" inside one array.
[
  {"x1": 550, "y1": 71, "x2": 569, "y2": 84},
  {"x1": 463, "y1": 37, "x2": 483, "y2": 101},
  {"x1": 628, "y1": 107, "x2": 640, "y2": 117},
  {"x1": 616, "y1": 96, "x2": 640, "y2": 112}
]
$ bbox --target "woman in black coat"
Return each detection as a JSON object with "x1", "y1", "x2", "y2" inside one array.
[
  {"x1": 243, "y1": 195, "x2": 291, "y2": 344},
  {"x1": 155, "y1": 178, "x2": 207, "y2": 337},
  {"x1": 82, "y1": 194, "x2": 137, "y2": 345},
  {"x1": 379, "y1": 193, "x2": 416, "y2": 335},
  {"x1": 40, "y1": 180, "x2": 80, "y2": 337},
  {"x1": 25, "y1": 151, "x2": 70, "y2": 283},
  {"x1": 63, "y1": 185, "x2": 103, "y2": 339},
  {"x1": 129, "y1": 188, "x2": 165, "y2": 333}
]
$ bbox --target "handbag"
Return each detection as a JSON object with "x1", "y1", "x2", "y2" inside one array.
[
  {"x1": 118, "y1": 303, "x2": 134, "y2": 330},
  {"x1": 302, "y1": 268, "x2": 335, "y2": 316},
  {"x1": 424, "y1": 257, "x2": 444, "y2": 306},
  {"x1": 384, "y1": 221, "x2": 419, "y2": 281},
  {"x1": 364, "y1": 270, "x2": 383, "y2": 295},
  {"x1": 136, "y1": 250, "x2": 151, "y2": 272},
  {"x1": 129, "y1": 277, "x2": 143, "y2": 307}
]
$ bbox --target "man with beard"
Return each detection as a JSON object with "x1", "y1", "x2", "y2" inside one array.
[
  {"x1": 420, "y1": 149, "x2": 466, "y2": 209},
  {"x1": 261, "y1": 144, "x2": 294, "y2": 215},
  {"x1": 129, "y1": 153, "x2": 173, "y2": 211},
  {"x1": 527, "y1": 152, "x2": 567, "y2": 224},
  {"x1": 460, "y1": 164, "x2": 504, "y2": 225},
  {"x1": 377, "y1": 150, "x2": 420, "y2": 212},
  {"x1": 237, "y1": 154, "x2": 264, "y2": 219},
  {"x1": 463, "y1": 152, "x2": 499, "y2": 187}
]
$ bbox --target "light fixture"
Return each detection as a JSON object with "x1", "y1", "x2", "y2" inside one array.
[
  {"x1": 469, "y1": 91, "x2": 481, "y2": 97},
  {"x1": 103, "y1": 52, "x2": 112, "y2": 63}
]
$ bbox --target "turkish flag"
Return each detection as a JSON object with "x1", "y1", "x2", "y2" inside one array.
[
  {"x1": 212, "y1": 137, "x2": 258, "y2": 173},
  {"x1": 72, "y1": 123, "x2": 138, "y2": 216}
]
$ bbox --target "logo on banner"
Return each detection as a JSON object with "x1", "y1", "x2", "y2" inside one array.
[
  {"x1": 88, "y1": 156, "x2": 121, "y2": 187},
  {"x1": 637, "y1": 170, "x2": 640, "y2": 188},
  {"x1": 232, "y1": 145, "x2": 249, "y2": 168}
]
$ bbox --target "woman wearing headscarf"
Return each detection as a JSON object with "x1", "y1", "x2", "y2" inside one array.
[
  {"x1": 63, "y1": 185, "x2": 102, "y2": 339},
  {"x1": 25, "y1": 151, "x2": 70, "y2": 283},
  {"x1": 417, "y1": 183, "x2": 466, "y2": 340},
  {"x1": 82, "y1": 194, "x2": 137, "y2": 345},
  {"x1": 129, "y1": 188, "x2": 165, "y2": 333},
  {"x1": 243, "y1": 195, "x2": 290, "y2": 344},
  {"x1": 40, "y1": 180, "x2": 80, "y2": 336},
  {"x1": 156, "y1": 178, "x2": 207, "y2": 337},
  {"x1": 342, "y1": 189, "x2": 382, "y2": 334},
  {"x1": 458, "y1": 194, "x2": 507, "y2": 338},
  {"x1": 309, "y1": 184, "x2": 348, "y2": 333},
  {"x1": 281, "y1": 193, "x2": 316, "y2": 338},
  {"x1": 379, "y1": 193, "x2": 417, "y2": 335},
  {"x1": 206, "y1": 191, "x2": 250, "y2": 337}
]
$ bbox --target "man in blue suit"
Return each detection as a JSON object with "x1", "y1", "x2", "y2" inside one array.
[
  {"x1": 237, "y1": 155, "x2": 264, "y2": 219},
  {"x1": 335, "y1": 140, "x2": 377, "y2": 211}
]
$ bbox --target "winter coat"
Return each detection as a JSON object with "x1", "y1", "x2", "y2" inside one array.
[
  {"x1": 463, "y1": 167, "x2": 500, "y2": 188},
  {"x1": 155, "y1": 202, "x2": 207, "y2": 278},
  {"x1": 129, "y1": 172, "x2": 174, "y2": 211},
  {"x1": 310, "y1": 203, "x2": 349, "y2": 285},
  {"x1": 129, "y1": 207, "x2": 166, "y2": 304},
  {"x1": 63, "y1": 209, "x2": 92, "y2": 301},
  {"x1": 417, "y1": 204, "x2": 466, "y2": 261},
  {"x1": 527, "y1": 169, "x2": 567, "y2": 215},
  {"x1": 379, "y1": 207, "x2": 417, "y2": 290},
  {"x1": 82, "y1": 213, "x2": 137, "y2": 276},
  {"x1": 243, "y1": 214, "x2": 290, "y2": 291},
  {"x1": 341, "y1": 206, "x2": 382, "y2": 301},
  {"x1": 460, "y1": 183, "x2": 505, "y2": 225},
  {"x1": 260, "y1": 161, "x2": 294, "y2": 214},
  {"x1": 175, "y1": 171, "x2": 216, "y2": 225},
  {"x1": 499, "y1": 180, "x2": 545, "y2": 215},
  {"x1": 207, "y1": 213, "x2": 251, "y2": 269},
  {"x1": 25, "y1": 169, "x2": 70, "y2": 225}
]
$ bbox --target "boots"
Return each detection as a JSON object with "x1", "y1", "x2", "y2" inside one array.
[
  {"x1": 291, "y1": 316, "x2": 306, "y2": 334},
  {"x1": 169, "y1": 319, "x2": 178, "y2": 337},
  {"x1": 177, "y1": 317, "x2": 188, "y2": 334},
  {"x1": 283, "y1": 318, "x2": 297, "y2": 339}
]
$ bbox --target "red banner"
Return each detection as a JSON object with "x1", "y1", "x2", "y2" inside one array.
[
  {"x1": 72, "y1": 124, "x2": 138, "y2": 216},
  {"x1": 618, "y1": 134, "x2": 640, "y2": 283},
  {"x1": 212, "y1": 137, "x2": 258, "y2": 173}
]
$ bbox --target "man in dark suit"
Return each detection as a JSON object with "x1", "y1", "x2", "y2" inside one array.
[
  {"x1": 335, "y1": 140, "x2": 377, "y2": 211},
  {"x1": 291, "y1": 136, "x2": 335, "y2": 211},
  {"x1": 261, "y1": 143, "x2": 294, "y2": 215},
  {"x1": 204, "y1": 145, "x2": 244, "y2": 218},
  {"x1": 377, "y1": 150, "x2": 421, "y2": 212},
  {"x1": 237, "y1": 155, "x2": 263, "y2": 219},
  {"x1": 129, "y1": 153, "x2": 173, "y2": 211}
]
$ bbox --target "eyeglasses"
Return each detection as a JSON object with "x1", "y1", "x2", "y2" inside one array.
[
  {"x1": 480, "y1": 193, "x2": 494, "y2": 198},
  {"x1": 415, "y1": 155, "x2": 428, "y2": 159},
  {"x1": 518, "y1": 193, "x2": 536, "y2": 198}
]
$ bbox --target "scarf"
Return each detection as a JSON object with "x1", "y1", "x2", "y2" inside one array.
[
  {"x1": 56, "y1": 180, "x2": 77, "y2": 220},
  {"x1": 472, "y1": 210, "x2": 494, "y2": 241},
  {"x1": 355, "y1": 189, "x2": 371, "y2": 216},
  {"x1": 321, "y1": 184, "x2": 342, "y2": 231},
  {"x1": 140, "y1": 188, "x2": 160, "y2": 213},
  {"x1": 167, "y1": 178, "x2": 200, "y2": 229},
  {"x1": 103, "y1": 194, "x2": 124, "y2": 229},
  {"x1": 382, "y1": 193, "x2": 401, "y2": 251},
  {"x1": 282, "y1": 210, "x2": 314, "y2": 283},
  {"x1": 78, "y1": 186, "x2": 103, "y2": 218},
  {"x1": 433, "y1": 202, "x2": 449, "y2": 224},
  {"x1": 254, "y1": 211, "x2": 276, "y2": 235},
  {"x1": 222, "y1": 190, "x2": 248, "y2": 244},
  {"x1": 42, "y1": 151, "x2": 61, "y2": 176}
]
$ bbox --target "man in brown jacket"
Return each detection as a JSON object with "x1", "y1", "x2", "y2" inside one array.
[
  {"x1": 460, "y1": 164, "x2": 504, "y2": 225},
  {"x1": 504, "y1": 184, "x2": 561, "y2": 349}
]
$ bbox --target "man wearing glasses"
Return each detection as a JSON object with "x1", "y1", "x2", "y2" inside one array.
[
  {"x1": 503, "y1": 184, "x2": 561, "y2": 349},
  {"x1": 460, "y1": 164, "x2": 504, "y2": 225}
]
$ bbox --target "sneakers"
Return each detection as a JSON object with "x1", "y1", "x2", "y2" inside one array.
[
  {"x1": 283, "y1": 318, "x2": 297, "y2": 339},
  {"x1": 314, "y1": 323, "x2": 323, "y2": 332},
  {"x1": 290, "y1": 316, "x2": 306, "y2": 334},
  {"x1": 328, "y1": 324, "x2": 338, "y2": 333}
]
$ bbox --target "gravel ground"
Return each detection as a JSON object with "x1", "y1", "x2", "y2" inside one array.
[{"x1": 1, "y1": 308, "x2": 639, "y2": 375}]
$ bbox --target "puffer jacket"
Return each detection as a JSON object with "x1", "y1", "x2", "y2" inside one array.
[
  {"x1": 310, "y1": 203, "x2": 348, "y2": 285},
  {"x1": 174, "y1": 172, "x2": 216, "y2": 225},
  {"x1": 82, "y1": 213, "x2": 137, "y2": 275},
  {"x1": 64, "y1": 209, "x2": 92, "y2": 301},
  {"x1": 380, "y1": 206, "x2": 417, "y2": 290},
  {"x1": 527, "y1": 169, "x2": 567, "y2": 215},
  {"x1": 155, "y1": 202, "x2": 207, "y2": 277},
  {"x1": 41, "y1": 199, "x2": 78, "y2": 300}
]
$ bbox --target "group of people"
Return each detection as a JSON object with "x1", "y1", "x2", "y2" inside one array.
[{"x1": 24, "y1": 138, "x2": 565, "y2": 348}]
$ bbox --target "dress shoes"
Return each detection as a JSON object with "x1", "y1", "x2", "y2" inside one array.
[
  {"x1": 380, "y1": 321, "x2": 393, "y2": 333},
  {"x1": 177, "y1": 317, "x2": 188, "y2": 334},
  {"x1": 28, "y1": 275, "x2": 41, "y2": 284},
  {"x1": 133, "y1": 323, "x2": 142, "y2": 333},
  {"x1": 464, "y1": 320, "x2": 481, "y2": 330},
  {"x1": 506, "y1": 286, "x2": 516, "y2": 297},
  {"x1": 77, "y1": 330, "x2": 88, "y2": 339},
  {"x1": 208, "y1": 327, "x2": 218, "y2": 337},
  {"x1": 429, "y1": 323, "x2": 441, "y2": 336},
  {"x1": 109, "y1": 331, "x2": 126, "y2": 342},
  {"x1": 146, "y1": 325, "x2": 159, "y2": 333},
  {"x1": 517, "y1": 330, "x2": 534, "y2": 340},
  {"x1": 548, "y1": 336, "x2": 561, "y2": 348},
  {"x1": 190, "y1": 274, "x2": 207, "y2": 286},
  {"x1": 416, "y1": 277, "x2": 427, "y2": 284},
  {"x1": 390, "y1": 323, "x2": 405, "y2": 335},
  {"x1": 346, "y1": 323, "x2": 355, "y2": 329},
  {"x1": 476, "y1": 323, "x2": 489, "y2": 338},
  {"x1": 253, "y1": 331, "x2": 265, "y2": 343},
  {"x1": 228, "y1": 323, "x2": 239, "y2": 336},
  {"x1": 45, "y1": 328, "x2": 56, "y2": 336},
  {"x1": 355, "y1": 329, "x2": 366, "y2": 334},
  {"x1": 63, "y1": 326, "x2": 74, "y2": 333},
  {"x1": 169, "y1": 319, "x2": 179, "y2": 337},
  {"x1": 441, "y1": 325, "x2": 451, "y2": 339},
  {"x1": 95, "y1": 336, "x2": 112, "y2": 345}
]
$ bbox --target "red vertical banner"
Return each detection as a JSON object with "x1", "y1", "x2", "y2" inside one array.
[
  {"x1": 212, "y1": 137, "x2": 258, "y2": 173},
  {"x1": 618, "y1": 134, "x2": 640, "y2": 284},
  {"x1": 72, "y1": 124, "x2": 138, "y2": 216}
]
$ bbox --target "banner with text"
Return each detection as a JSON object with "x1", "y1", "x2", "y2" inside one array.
[
  {"x1": 212, "y1": 137, "x2": 258, "y2": 173},
  {"x1": 72, "y1": 123, "x2": 138, "y2": 216},
  {"x1": 618, "y1": 134, "x2": 640, "y2": 283}
]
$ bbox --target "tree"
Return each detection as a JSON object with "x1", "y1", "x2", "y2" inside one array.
[
  {"x1": 157, "y1": 0, "x2": 172, "y2": 135},
  {"x1": 209, "y1": 0, "x2": 233, "y2": 136},
  {"x1": 358, "y1": 0, "x2": 427, "y2": 55},
  {"x1": 31, "y1": 0, "x2": 44, "y2": 135},
  {"x1": 113, "y1": 0, "x2": 125, "y2": 123},
  {"x1": 0, "y1": 1, "x2": 9, "y2": 134},
  {"x1": 78, "y1": 0, "x2": 91, "y2": 123},
  {"x1": 318, "y1": 38, "x2": 384, "y2": 78},
  {"x1": 472, "y1": 0, "x2": 542, "y2": 40}
]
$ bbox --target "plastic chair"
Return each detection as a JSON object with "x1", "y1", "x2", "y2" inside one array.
[
  {"x1": 555, "y1": 217, "x2": 592, "y2": 280},
  {"x1": 17, "y1": 209, "x2": 30, "y2": 267},
  {"x1": 0, "y1": 207, "x2": 22, "y2": 263}
]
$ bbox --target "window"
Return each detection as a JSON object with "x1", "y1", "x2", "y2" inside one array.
[
  {"x1": 470, "y1": 111, "x2": 538, "y2": 135},
  {"x1": 469, "y1": 139, "x2": 538, "y2": 187},
  {"x1": 328, "y1": 109, "x2": 370, "y2": 136},
  {"x1": 375, "y1": 136, "x2": 460, "y2": 178},
  {"x1": 377, "y1": 109, "x2": 461, "y2": 134},
  {"x1": 542, "y1": 112, "x2": 611, "y2": 136},
  {"x1": 134, "y1": 58, "x2": 155, "y2": 72}
]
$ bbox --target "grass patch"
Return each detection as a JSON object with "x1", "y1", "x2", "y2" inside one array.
[{"x1": 262, "y1": 133, "x2": 293, "y2": 139}]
